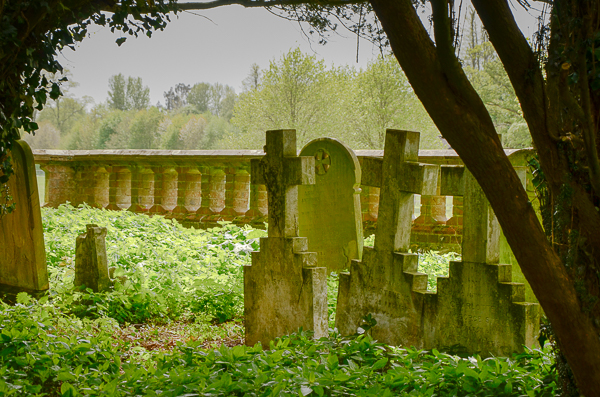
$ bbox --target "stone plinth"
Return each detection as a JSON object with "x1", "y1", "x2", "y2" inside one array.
[
  {"x1": 298, "y1": 138, "x2": 363, "y2": 272},
  {"x1": 0, "y1": 140, "x2": 48, "y2": 299},
  {"x1": 75, "y1": 224, "x2": 112, "y2": 292}
]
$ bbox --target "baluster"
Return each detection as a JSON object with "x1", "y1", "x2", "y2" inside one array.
[
  {"x1": 446, "y1": 196, "x2": 463, "y2": 228},
  {"x1": 360, "y1": 185, "x2": 379, "y2": 236},
  {"x1": 106, "y1": 167, "x2": 131, "y2": 210},
  {"x1": 245, "y1": 182, "x2": 267, "y2": 225},
  {"x1": 150, "y1": 167, "x2": 177, "y2": 214},
  {"x1": 222, "y1": 167, "x2": 250, "y2": 220},
  {"x1": 39, "y1": 164, "x2": 76, "y2": 208},
  {"x1": 91, "y1": 166, "x2": 110, "y2": 208},
  {"x1": 129, "y1": 166, "x2": 154, "y2": 213}
]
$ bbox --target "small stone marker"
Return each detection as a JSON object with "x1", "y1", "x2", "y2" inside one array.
[
  {"x1": 75, "y1": 224, "x2": 112, "y2": 292},
  {"x1": 0, "y1": 140, "x2": 48, "y2": 299},
  {"x1": 244, "y1": 130, "x2": 328, "y2": 347},
  {"x1": 336, "y1": 129, "x2": 439, "y2": 346},
  {"x1": 298, "y1": 138, "x2": 363, "y2": 272}
]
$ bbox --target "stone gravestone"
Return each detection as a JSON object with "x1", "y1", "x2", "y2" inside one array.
[
  {"x1": 0, "y1": 140, "x2": 48, "y2": 299},
  {"x1": 336, "y1": 130, "x2": 439, "y2": 346},
  {"x1": 298, "y1": 138, "x2": 363, "y2": 272},
  {"x1": 244, "y1": 130, "x2": 328, "y2": 347},
  {"x1": 428, "y1": 167, "x2": 540, "y2": 356},
  {"x1": 75, "y1": 224, "x2": 112, "y2": 292}
]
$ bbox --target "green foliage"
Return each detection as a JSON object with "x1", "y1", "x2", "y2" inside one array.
[
  {"x1": 43, "y1": 204, "x2": 254, "y2": 324},
  {"x1": 0, "y1": 300, "x2": 557, "y2": 396},
  {"x1": 418, "y1": 251, "x2": 461, "y2": 292},
  {"x1": 0, "y1": 204, "x2": 557, "y2": 395},
  {"x1": 229, "y1": 49, "x2": 445, "y2": 150}
]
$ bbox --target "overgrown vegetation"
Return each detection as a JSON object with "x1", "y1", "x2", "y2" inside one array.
[{"x1": 0, "y1": 205, "x2": 557, "y2": 395}]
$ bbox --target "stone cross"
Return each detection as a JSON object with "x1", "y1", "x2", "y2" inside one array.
[
  {"x1": 75, "y1": 224, "x2": 112, "y2": 292},
  {"x1": 336, "y1": 129, "x2": 439, "y2": 345},
  {"x1": 251, "y1": 129, "x2": 315, "y2": 238},
  {"x1": 361, "y1": 130, "x2": 438, "y2": 252},
  {"x1": 245, "y1": 130, "x2": 327, "y2": 347}
]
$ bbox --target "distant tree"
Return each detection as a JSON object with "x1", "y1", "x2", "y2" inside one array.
[
  {"x1": 96, "y1": 111, "x2": 124, "y2": 149},
  {"x1": 187, "y1": 82, "x2": 211, "y2": 113},
  {"x1": 126, "y1": 77, "x2": 150, "y2": 110},
  {"x1": 128, "y1": 107, "x2": 163, "y2": 149},
  {"x1": 210, "y1": 83, "x2": 237, "y2": 119},
  {"x1": 232, "y1": 48, "x2": 331, "y2": 147},
  {"x1": 242, "y1": 63, "x2": 262, "y2": 91},
  {"x1": 163, "y1": 83, "x2": 191, "y2": 111},
  {"x1": 108, "y1": 74, "x2": 127, "y2": 111},
  {"x1": 108, "y1": 74, "x2": 150, "y2": 111}
]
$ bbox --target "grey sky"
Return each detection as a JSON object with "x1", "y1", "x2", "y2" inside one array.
[{"x1": 60, "y1": 2, "x2": 546, "y2": 107}]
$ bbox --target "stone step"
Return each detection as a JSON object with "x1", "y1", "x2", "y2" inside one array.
[
  {"x1": 499, "y1": 282, "x2": 525, "y2": 302},
  {"x1": 496, "y1": 264, "x2": 513, "y2": 282},
  {"x1": 393, "y1": 252, "x2": 419, "y2": 272},
  {"x1": 404, "y1": 271, "x2": 429, "y2": 292}
]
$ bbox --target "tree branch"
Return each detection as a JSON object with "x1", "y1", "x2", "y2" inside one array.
[{"x1": 471, "y1": 0, "x2": 562, "y2": 186}]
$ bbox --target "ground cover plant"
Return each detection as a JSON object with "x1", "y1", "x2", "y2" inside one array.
[{"x1": 0, "y1": 205, "x2": 558, "y2": 395}]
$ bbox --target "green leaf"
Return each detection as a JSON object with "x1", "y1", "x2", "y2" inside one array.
[{"x1": 372, "y1": 357, "x2": 388, "y2": 371}]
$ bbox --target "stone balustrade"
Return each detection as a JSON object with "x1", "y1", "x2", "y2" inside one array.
[{"x1": 33, "y1": 148, "x2": 532, "y2": 251}]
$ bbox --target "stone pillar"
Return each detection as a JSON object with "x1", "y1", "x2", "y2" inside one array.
[
  {"x1": 106, "y1": 167, "x2": 131, "y2": 211},
  {"x1": 196, "y1": 167, "x2": 212, "y2": 221},
  {"x1": 245, "y1": 183, "x2": 268, "y2": 219},
  {"x1": 414, "y1": 195, "x2": 447, "y2": 224},
  {"x1": 91, "y1": 166, "x2": 110, "y2": 208},
  {"x1": 245, "y1": 129, "x2": 326, "y2": 347},
  {"x1": 233, "y1": 169, "x2": 251, "y2": 215},
  {"x1": 185, "y1": 168, "x2": 203, "y2": 213},
  {"x1": 222, "y1": 168, "x2": 251, "y2": 218},
  {"x1": 446, "y1": 196, "x2": 463, "y2": 228},
  {"x1": 129, "y1": 166, "x2": 154, "y2": 213},
  {"x1": 149, "y1": 167, "x2": 177, "y2": 214},
  {"x1": 360, "y1": 185, "x2": 380, "y2": 223},
  {"x1": 40, "y1": 164, "x2": 76, "y2": 208},
  {"x1": 209, "y1": 168, "x2": 226, "y2": 214},
  {"x1": 75, "y1": 224, "x2": 112, "y2": 292}
]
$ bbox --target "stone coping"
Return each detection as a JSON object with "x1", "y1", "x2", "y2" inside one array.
[{"x1": 32, "y1": 148, "x2": 530, "y2": 162}]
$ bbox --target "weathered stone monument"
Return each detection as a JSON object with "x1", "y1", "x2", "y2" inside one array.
[
  {"x1": 336, "y1": 129, "x2": 439, "y2": 345},
  {"x1": 298, "y1": 138, "x2": 363, "y2": 272},
  {"x1": 0, "y1": 140, "x2": 48, "y2": 299},
  {"x1": 429, "y1": 167, "x2": 540, "y2": 356},
  {"x1": 244, "y1": 130, "x2": 328, "y2": 346},
  {"x1": 336, "y1": 129, "x2": 540, "y2": 356},
  {"x1": 75, "y1": 224, "x2": 112, "y2": 292}
]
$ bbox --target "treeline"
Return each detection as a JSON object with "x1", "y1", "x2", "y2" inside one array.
[{"x1": 24, "y1": 39, "x2": 530, "y2": 151}]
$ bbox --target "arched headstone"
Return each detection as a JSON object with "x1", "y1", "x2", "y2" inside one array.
[
  {"x1": 298, "y1": 138, "x2": 363, "y2": 272},
  {"x1": 0, "y1": 140, "x2": 48, "y2": 299}
]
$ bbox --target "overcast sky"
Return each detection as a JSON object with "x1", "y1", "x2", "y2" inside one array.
[{"x1": 60, "y1": 2, "x2": 547, "y2": 107}]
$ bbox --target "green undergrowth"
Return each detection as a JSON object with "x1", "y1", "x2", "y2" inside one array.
[
  {"x1": 43, "y1": 203, "x2": 261, "y2": 324},
  {"x1": 0, "y1": 204, "x2": 558, "y2": 395},
  {"x1": 0, "y1": 296, "x2": 557, "y2": 396}
]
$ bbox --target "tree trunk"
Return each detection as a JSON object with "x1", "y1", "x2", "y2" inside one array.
[{"x1": 369, "y1": 0, "x2": 600, "y2": 393}]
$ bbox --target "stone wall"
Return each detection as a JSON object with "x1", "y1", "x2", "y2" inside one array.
[{"x1": 33, "y1": 148, "x2": 533, "y2": 253}]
